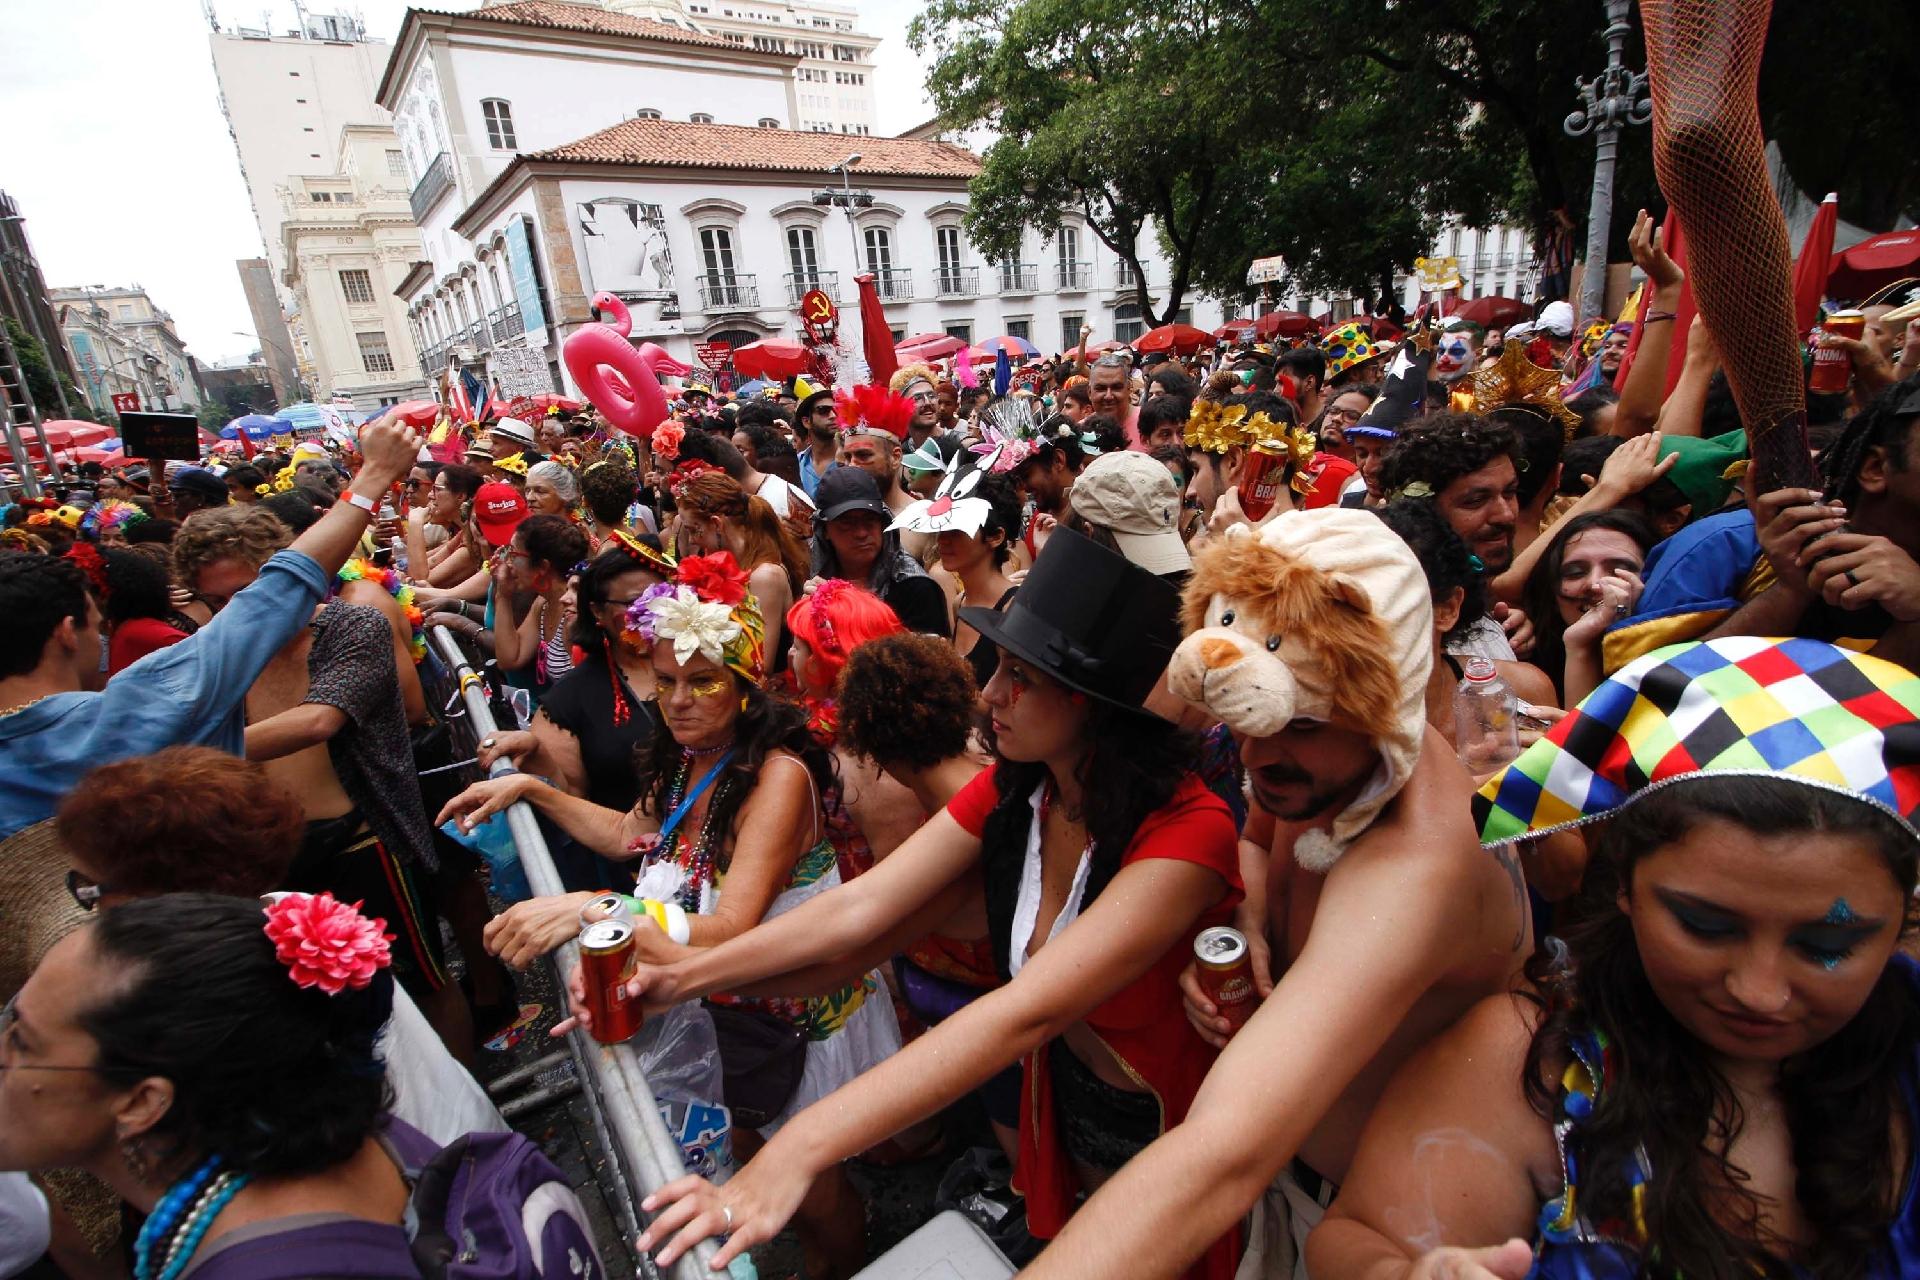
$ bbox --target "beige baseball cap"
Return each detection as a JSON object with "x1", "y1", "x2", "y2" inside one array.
[{"x1": 1069, "y1": 451, "x2": 1192, "y2": 577}]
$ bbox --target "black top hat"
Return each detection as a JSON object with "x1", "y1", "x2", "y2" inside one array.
[{"x1": 959, "y1": 527, "x2": 1180, "y2": 716}]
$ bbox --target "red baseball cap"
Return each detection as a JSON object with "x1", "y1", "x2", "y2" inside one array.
[{"x1": 473, "y1": 482, "x2": 530, "y2": 546}]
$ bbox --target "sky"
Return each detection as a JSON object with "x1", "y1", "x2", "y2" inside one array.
[{"x1": 0, "y1": 0, "x2": 935, "y2": 367}]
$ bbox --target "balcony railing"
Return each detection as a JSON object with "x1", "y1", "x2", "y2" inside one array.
[
  {"x1": 785, "y1": 270, "x2": 838, "y2": 304},
  {"x1": 409, "y1": 152, "x2": 455, "y2": 222},
  {"x1": 997, "y1": 263, "x2": 1038, "y2": 294},
  {"x1": 419, "y1": 341, "x2": 450, "y2": 376},
  {"x1": 489, "y1": 301, "x2": 523, "y2": 344},
  {"x1": 872, "y1": 268, "x2": 912, "y2": 302},
  {"x1": 1055, "y1": 261, "x2": 1092, "y2": 291},
  {"x1": 697, "y1": 274, "x2": 760, "y2": 312},
  {"x1": 465, "y1": 321, "x2": 492, "y2": 354},
  {"x1": 933, "y1": 266, "x2": 978, "y2": 298},
  {"x1": 1115, "y1": 267, "x2": 1140, "y2": 289}
]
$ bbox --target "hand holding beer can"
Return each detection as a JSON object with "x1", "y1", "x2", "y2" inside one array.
[
  {"x1": 579, "y1": 918, "x2": 642, "y2": 1044},
  {"x1": 1235, "y1": 439, "x2": 1286, "y2": 524},
  {"x1": 1810, "y1": 309, "x2": 1866, "y2": 395},
  {"x1": 1194, "y1": 926, "x2": 1260, "y2": 1033}
]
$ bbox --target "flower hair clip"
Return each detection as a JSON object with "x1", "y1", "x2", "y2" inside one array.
[
  {"x1": 263, "y1": 892, "x2": 394, "y2": 995},
  {"x1": 651, "y1": 421, "x2": 686, "y2": 463},
  {"x1": 669, "y1": 458, "x2": 721, "y2": 498},
  {"x1": 64, "y1": 543, "x2": 110, "y2": 597}
]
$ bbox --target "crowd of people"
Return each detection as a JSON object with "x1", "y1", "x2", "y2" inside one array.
[{"x1": 4, "y1": 220, "x2": 1920, "y2": 1280}]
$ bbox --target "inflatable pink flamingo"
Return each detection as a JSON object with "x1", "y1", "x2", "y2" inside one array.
[{"x1": 563, "y1": 292, "x2": 692, "y2": 440}]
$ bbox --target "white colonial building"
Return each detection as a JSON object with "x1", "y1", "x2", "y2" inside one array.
[{"x1": 279, "y1": 125, "x2": 432, "y2": 410}]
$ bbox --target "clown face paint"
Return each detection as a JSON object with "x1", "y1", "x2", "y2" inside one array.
[{"x1": 1433, "y1": 333, "x2": 1476, "y2": 379}]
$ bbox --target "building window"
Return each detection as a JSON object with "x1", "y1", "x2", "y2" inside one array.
[
  {"x1": 1006, "y1": 318, "x2": 1030, "y2": 342},
  {"x1": 310, "y1": 191, "x2": 333, "y2": 202},
  {"x1": 481, "y1": 98, "x2": 517, "y2": 151},
  {"x1": 357, "y1": 330, "x2": 395, "y2": 373},
  {"x1": 636, "y1": 108, "x2": 662, "y2": 119},
  {"x1": 833, "y1": 44, "x2": 857, "y2": 61},
  {"x1": 1056, "y1": 226, "x2": 1080, "y2": 268},
  {"x1": 936, "y1": 226, "x2": 963, "y2": 292},
  {"x1": 1112, "y1": 302, "x2": 1144, "y2": 345},
  {"x1": 386, "y1": 149, "x2": 407, "y2": 176},
  {"x1": 340, "y1": 269, "x2": 375, "y2": 305},
  {"x1": 787, "y1": 226, "x2": 818, "y2": 279},
  {"x1": 690, "y1": 112, "x2": 715, "y2": 124},
  {"x1": 863, "y1": 226, "x2": 892, "y2": 275},
  {"x1": 944, "y1": 321, "x2": 972, "y2": 343},
  {"x1": 1060, "y1": 313, "x2": 1083, "y2": 352},
  {"x1": 758, "y1": 117, "x2": 779, "y2": 128},
  {"x1": 700, "y1": 227, "x2": 738, "y2": 282}
]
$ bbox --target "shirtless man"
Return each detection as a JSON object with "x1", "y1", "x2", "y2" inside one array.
[{"x1": 1022, "y1": 508, "x2": 1530, "y2": 1280}]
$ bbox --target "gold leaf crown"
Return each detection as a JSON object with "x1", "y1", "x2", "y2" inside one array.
[
  {"x1": 1185, "y1": 402, "x2": 1319, "y2": 492},
  {"x1": 1464, "y1": 343, "x2": 1580, "y2": 440}
]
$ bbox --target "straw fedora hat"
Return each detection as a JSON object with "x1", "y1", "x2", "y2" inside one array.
[{"x1": 0, "y1": 818, "x2": 87, "y2": 1005}]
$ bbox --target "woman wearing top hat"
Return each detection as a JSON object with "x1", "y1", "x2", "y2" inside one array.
[{"x1": 567, "y1": 529, "x2": 1246, "y2": 1280}]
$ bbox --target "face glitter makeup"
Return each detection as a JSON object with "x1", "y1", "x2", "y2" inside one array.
[{"x1": 1824, "y1": 899, "x2": 1859, "y2": 926}]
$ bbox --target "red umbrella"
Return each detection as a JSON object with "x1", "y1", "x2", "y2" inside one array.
[
  {"x1": 1827, "y1": 228, "x2": 1920, "y2": 302},
  {"x1": 1793, "y1": 194, "x2": 1840, "y2": 335},
  {"x1": 978, "y1": 335, "x2": 1039, "y2": 360},
  {"x1": 856, "y1": 273, "x2": 899, "y2": 386},
  {"x1": 528, "y1": 394, "x2": 583, "y2": 414},
  {"x1": 1253, "y1": 310, "x2": 1316, "y2": 340},
  {"x1": 730, "y1": 338, "x2": 814, "y2": 380},
  {"x1": 1134, "y1": 323, "x2": 1213, "y2": 354},
  {"x1": 1214, "y1": 318, "x2": 1257, "y2": 341},
  {"x1": 1452, "y1": 295, "x2": 1532, "y2": 329},
  {"x1": 73, "y1": 446, "x2": 124, "y2": 466},
  {"x1": 896, "y1": 333, "x2": 967, "y2": 361},
  {"x1": 41, "y1": 420, "x2": 113, "y2": 447}
]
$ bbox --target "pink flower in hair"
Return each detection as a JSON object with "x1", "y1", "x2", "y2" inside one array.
[{"x1": 264, "y1": 892, "x2": 394, "y2": 995}]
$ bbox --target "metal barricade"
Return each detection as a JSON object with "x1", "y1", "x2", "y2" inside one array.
[{"x1": 428, "y1": 626, "x2": 722, "y2": 1280}]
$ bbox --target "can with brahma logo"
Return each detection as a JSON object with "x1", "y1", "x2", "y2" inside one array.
[
  {"x1": 1810, "y1": 309, "x2": 1866, "y2": 395},
  {"x1": 1194, "y1": 926, "x2": 1259, "y2": 1031},
  {"x1": 580, "y1": 918, "x2": 642, "y2": 1044}
]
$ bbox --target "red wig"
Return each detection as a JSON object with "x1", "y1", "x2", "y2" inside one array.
[{"x1": 785, "y1": 579, "x2": 904, "y2": 694}]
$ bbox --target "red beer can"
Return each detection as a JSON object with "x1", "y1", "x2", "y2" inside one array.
[
  {"x1": 1193, "y1": 926, "x2": 1259, "y2": 1032},
  {"x1": 1810, "y1": 309, "x2": 1865, "y2": 395},
  {"x1": 579, "y1": 919, "x2": 642, "y2": 1044},
  {"x1": 1236, "y1": 440, "x2": 1286, "y2": 523}
]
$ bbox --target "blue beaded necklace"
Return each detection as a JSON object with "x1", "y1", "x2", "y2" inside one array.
[{"x1": 133, "y1": 1155, "x2": 253, "y2": 1280}]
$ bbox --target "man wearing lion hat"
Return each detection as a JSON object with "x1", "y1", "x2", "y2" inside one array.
[{"x1": 1023, "y1": 507, "x2": 1532, "y2": 1280}]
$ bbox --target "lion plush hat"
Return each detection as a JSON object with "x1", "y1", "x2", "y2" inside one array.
[{"x1": 1169, "y1": 508, "x2": 1433, "y2": 871}]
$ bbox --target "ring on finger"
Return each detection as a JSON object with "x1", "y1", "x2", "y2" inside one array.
[
  {"x1": 721, "y1": 1204, "x2": 734, "y2": 1234},
  {"x1": 1846, "y1": 570, "x2": 1862, "y2": 589},
  {"x1": 482, "y1": 737, "x2": 496, "y2": 749}
]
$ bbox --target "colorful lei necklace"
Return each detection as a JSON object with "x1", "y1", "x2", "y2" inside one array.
[
  {"x1": 334, "y1": 557, "x2": 427, "y2": 663},
  {"x1": 132, "y1": 1154, "x2": 252, "y2": 1280}
]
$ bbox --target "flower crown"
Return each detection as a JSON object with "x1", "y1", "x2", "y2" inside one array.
[
  {"x1": 264, "y1": 892, "x2": 394, "y2": 995},
  {"x1": 624, "y1": 550, "x2": 765, "y2": 684},
  {"x1": 669, "y1": 459, "x2": 722, "y2": 500},
  {"x1": 493, "y1": 451, "x2": 529, "y2": 477},
  {"x1": 64, "y1": 543, "x2": 109, "y2": 597},
  {"x1": 80, "y1": 499, "x2": 147, "y2": 539},
  {"x1": 833, "y1": 384, "x2": 915, "y2": 441},
  {"x1": 1185, "y1": 403, "x2": 1318, "y2": 490}
]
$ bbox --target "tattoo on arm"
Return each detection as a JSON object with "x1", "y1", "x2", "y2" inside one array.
[{"x1": 1495, "y1": 842, "x2": 1527, "y2": 951}]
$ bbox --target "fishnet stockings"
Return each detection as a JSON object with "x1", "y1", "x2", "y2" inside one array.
[{"x1": 1642, "y1": 0, "x2": 1814, "y2": 490}]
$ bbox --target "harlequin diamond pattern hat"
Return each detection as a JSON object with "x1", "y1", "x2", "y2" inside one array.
[{"x1": 1475, "y1": 636, "x2": 1920, "y2": 846}]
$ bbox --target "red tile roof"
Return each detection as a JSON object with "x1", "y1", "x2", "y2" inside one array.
[
  {"x1": 531, "y1": 117, "x2": 983, "y2": 179},
  {"x1": 431, "y1": 0, "x2": 740, "y2": 51}
]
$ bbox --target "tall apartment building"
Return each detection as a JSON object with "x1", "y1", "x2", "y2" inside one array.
[{"x1": 597, "y1": 0, "x2": 880, "y2": 135}]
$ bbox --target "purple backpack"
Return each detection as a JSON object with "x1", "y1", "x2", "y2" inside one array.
[{"x1": 187, "y1": 1122, "x2": 607, "y2": 1280}]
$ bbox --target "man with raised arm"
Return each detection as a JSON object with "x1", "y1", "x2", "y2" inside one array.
[
  {"x1": 0, "y1": 412, "x2": 424, "y2": 839},
  {"x1": 1021, "y1": 507, "x2": 1531, "y2": 1280}
]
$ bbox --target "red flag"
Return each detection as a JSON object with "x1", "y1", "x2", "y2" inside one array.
[
  {"x1": 1662, "y1": 217, "x2": 1698, "y2": 397},
  {"x1": 1792, "y1": 193, "x2": 1839, "y2": 338},
  {"x1": 237, "y1": 428, "x2": 257, "y2": 461},
  {"x1": 855, "y1": 273, "x2": 898, "y2": 386},
  {"x1": 446, "y1": 365, "x2": 474, "y2": 424}
]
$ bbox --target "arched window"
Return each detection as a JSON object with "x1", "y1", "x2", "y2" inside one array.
[
  {"x1": 757, "y1": 117, "x2": 780, "y2": 128},
  {"x1": 636, "y1": 108, "x2": 662, "y2": 120},
  {"x1": 480, "y1": 98, "x2": 516, "y2": 151},
  {"x1": 690, "y1": 112, "x2": 715, "y2": 124}
]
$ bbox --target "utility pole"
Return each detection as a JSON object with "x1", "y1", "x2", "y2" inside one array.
[
  {"x1": 1564, "y1": 0, "x2": 1652, "y2": 327},
  {"x1": 812, "y1": 153, "x2": 871, "y2": 373}
]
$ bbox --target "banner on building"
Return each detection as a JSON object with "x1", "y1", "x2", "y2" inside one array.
[
  {"x1": 490, "y1": 346, "x2": 553, "y2": 399},
  {"x1": 70, "y1": 333, "x2": 105, "y2": 400},
  {"x1": 505, "y1": 217, "x2": 550, "y2": 347}
]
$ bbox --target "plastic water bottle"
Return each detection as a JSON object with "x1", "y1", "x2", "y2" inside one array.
[{"x1": 1455, "y1": 656, "x2": 1519, "y2": 774}]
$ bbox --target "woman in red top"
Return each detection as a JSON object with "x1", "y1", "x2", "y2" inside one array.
[{"x1": 572, "y1": 528, "x2": 1244, "y2": 1280}]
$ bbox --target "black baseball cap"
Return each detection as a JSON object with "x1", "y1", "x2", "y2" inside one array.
[{"x1": 814, "y1": 466, "x2": 891, "y2": 523}]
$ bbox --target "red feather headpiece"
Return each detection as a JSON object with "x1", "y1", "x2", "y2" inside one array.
[{"x1": 838, "y1": 384, "x2": 914, "y2": 441}]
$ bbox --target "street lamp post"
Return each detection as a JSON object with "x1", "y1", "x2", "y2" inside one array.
[
  {"x1": 811, "y1": 152, "x2": 873, "y2": 374},
  {"x1": 1564, "y1": 0, "x2": 1652, "y2": 328}
]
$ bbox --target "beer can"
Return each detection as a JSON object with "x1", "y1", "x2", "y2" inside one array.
[
  {"x1": 579, "y1": 919, "x2": 642, "y2": 1044},
  {"x1": 1810, "y1": 309, "x2": 1866, "y2": 394},
  {"x1": 579, "y1": 891, "x2": 632, "y2": 929},
  {"x1": 1236, "y1": 440, "x2": 1286, "y2": 523},
  {"x1": 1193, "y1": 926, "x2": 1259, "y2": 1032}
]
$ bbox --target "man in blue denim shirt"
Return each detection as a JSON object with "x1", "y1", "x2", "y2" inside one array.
[{"x1": 0, "y1": 415, "x2": 425, "y2": 840}]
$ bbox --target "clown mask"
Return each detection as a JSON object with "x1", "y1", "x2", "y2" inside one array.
[{"x1": 1433, "y1": 332, "x2": 1476, "y2": 380}]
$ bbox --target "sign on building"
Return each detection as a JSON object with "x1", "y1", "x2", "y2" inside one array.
[
  {"x1": 1246, "y1": 256, "x2": 1286, "y2": 286},
  {"x1": 490, "y1": 346, "x2": 553, "y2": 399},
  {"x1": 505, "y1": 217, "x2": 550, "y2": 347},
  {"x1": 110, "y1": 392, "x2": 140, "y2": 415}
]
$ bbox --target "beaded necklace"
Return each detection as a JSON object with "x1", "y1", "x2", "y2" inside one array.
[
  {"x1": 653, "y1": 753, "x2": 737, "y2": 913},
  {"x1": 133, "y1": 1155, "x2": 253, "y2": 1280}
]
